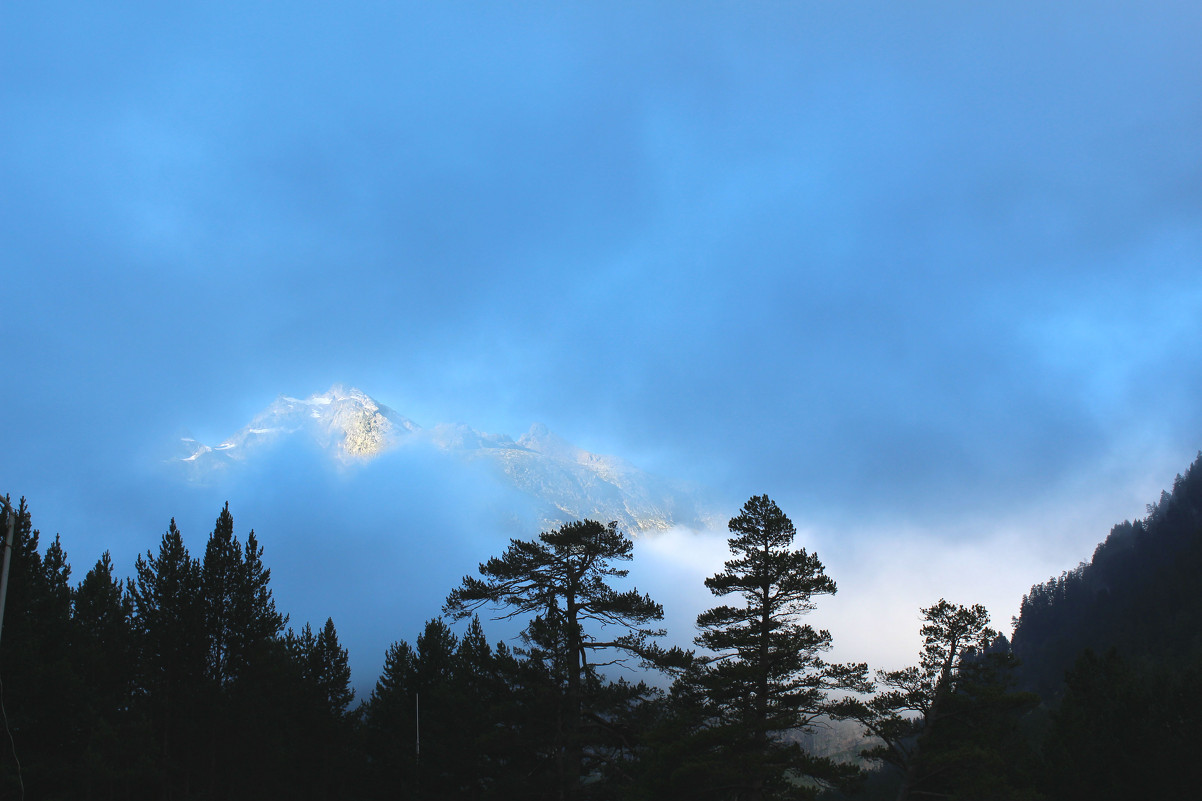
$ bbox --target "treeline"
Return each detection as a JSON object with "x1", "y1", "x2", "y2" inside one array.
[
  {"x1": 0, "y1": 500, "x2": 356, "y2": 800},
  {"x1": 3, "y1": 469, "x2": 1202, "y2": 800}
]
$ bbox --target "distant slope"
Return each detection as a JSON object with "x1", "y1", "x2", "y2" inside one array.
[
  {"x1": 1011, "y1": 452, "x2": 1202, "y2": 699},
  {"x1": 172, "y1": 385, "x2": 714, "y2": 536}
]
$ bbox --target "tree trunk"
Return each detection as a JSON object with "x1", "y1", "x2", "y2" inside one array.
[
  {"x1": 896, "y1": 639, "x2": 959, "y2": 801},
  {"x1": 564, "y1": 594, "x2": 582, "y2": 800}
]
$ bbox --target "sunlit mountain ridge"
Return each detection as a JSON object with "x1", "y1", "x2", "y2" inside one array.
[{"x1": 173, "y1": 384, "x2": 714, "y2": 535}]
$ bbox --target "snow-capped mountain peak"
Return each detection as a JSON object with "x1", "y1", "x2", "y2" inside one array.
[
  {"x1": 172, "y1": 386, "x2": 711, "y2": 535},
  {"x1": 176, "y1": 385, "x2": 418, "y2": 466}
]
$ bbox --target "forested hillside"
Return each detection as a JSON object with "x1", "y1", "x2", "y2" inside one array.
[
  {"x1": 1009, "y1": 452, "x2": 1202, "y2": 799},
  {"x1": 1012, "y1": 452, "x2": 1202, "y2": 699}
]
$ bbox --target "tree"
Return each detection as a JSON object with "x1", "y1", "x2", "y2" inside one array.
[
  {"x1": 0, "y1": 497, "x2": 89, "y2": 798},
  {"x1": 73, "y1": 552, "x2": 144, "y2": 799},
  {"x1": 362, "y1": 637, "x2": 420, "y2": 796},
  {"x1": 1044, "y1": 647, "x2": 1202, "y2": 801},
  {"x1": 282, "y1": 618, "x2": 357, "y2": 801},
  {"x1": 312, "y1": 617, "x2": 354, "y2": 716},
  {"x1": 202, "y1": 503, "x2": 241, "y2": 687},
  {"x1": 826, "y1": 600, "x2": 1035, "y2": 801},
  {"x1": 689, "y1": 494, "x2": 866, "y2": 800},
  {"x1": 444, "y1": 519, "x2": 680, "y2": 799},
  {"x1": 362, "y1": 617, "x2": 510, "y2": 799},
  {"x1": 409, "y1": 617, "x2": 465, "y2": 799},
  {"x1": 192, "y1": 504, "x2": 290, "y2": 797},
  {"x1": 453, "y1": 616, "x2": 532, "y2": 799},
  {"x1": 201, "y1": 503, "x2": 285, "y2": 687},
  {"x1": 131, "y1": 518, "x2": 205, "y2": 798}
]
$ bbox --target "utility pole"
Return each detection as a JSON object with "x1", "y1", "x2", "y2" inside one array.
[{"x1": 0, "y1": 501, "x2": 15, "y2": 650}]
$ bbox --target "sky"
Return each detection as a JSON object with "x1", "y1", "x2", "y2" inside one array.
[{"x1": 4, "y1": 1, "x2": 1202, "y2": 689}]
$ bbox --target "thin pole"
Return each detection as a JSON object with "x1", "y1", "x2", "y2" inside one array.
[
  {"x1": 0, "y1": 504, "x2": 15, "y2": 650},
  {"x1": 415, "y1": 691, "x2": 421, "y2": 801}
]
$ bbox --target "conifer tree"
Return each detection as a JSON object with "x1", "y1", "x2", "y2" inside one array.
[
  {"x1": 414, "y1": 618, "x2": 464, "y2": 797},
  {"x1": 131, "y1": 518, "x2": 205, "y2": 796},
  {"x1": 73, "y1": 552, "x2": 141, "y2": 798},
  {"x1": 201, "y1": 503, "x2": 284, "y2": 687},
  {"x1": 312, "y1": 617, "x2": 354, "y2": 716},
  {"x1": 39, "y1": 534, "x2": 73, "y2": 633},
  {"x1": 445, "y1": 519, "x2": 680, "y2": 799},
  {"x1": 363, "y1": 637, "x2": 420, "y2": 795},
  {"x1": 689, "y1": 495, "x2": 866, "y2": 800},
  {"x1": 828, "y1": 600, "x2": 1023, "y2": 801},
  {"x1": 235, "y1": 528, "x2": 284, "y2": 666},
  {"x1": 282, "y1": 617, "x2": 356, "y2": 800},
  {"x1": 202, "y1": 503, "x2": 241, "y2": 687},
  {"x1": 453, "y1": 616, "x2": 510, "y2": 799}
]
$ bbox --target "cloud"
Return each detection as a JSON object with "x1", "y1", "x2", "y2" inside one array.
[{"x1": 4, "y1": 0, "x2": 1202, "y2": 695}]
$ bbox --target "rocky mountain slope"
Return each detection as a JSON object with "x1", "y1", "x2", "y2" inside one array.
[{"x1": 173, "y1": 385, "x2": 712, "y2": 535}]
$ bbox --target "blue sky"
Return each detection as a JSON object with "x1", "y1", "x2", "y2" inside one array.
[{"x1": 4, "y1": 1, "x2": 1201, "y2": 684}]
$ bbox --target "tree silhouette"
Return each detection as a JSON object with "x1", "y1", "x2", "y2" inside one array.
[
  {"x1": 687, "y1": 494, "x2": 866, "y2": 800},
  {"x1": 826, "y1": 600, "x2": 1041, "y2": 801},
  {"x1": 444, "y1": 519, "x2": 679, "y2": 799},
  {"x1": 131, "y1": 518, "x2": 205, "y2": 798}
]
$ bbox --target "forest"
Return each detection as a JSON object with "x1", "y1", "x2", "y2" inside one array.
[{"x1": 3, "y1": 455, "x2": 1202, "y2": 800}]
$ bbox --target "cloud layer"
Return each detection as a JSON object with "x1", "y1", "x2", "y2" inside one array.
[{"x1": 4, "y1": 1, "x2": 1201, "y2": 686}]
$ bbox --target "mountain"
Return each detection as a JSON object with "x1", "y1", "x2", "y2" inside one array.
[
  {"x1": 177, "y1": 386, "x2": 419, "y2": 469},
  {"x1": 173, "y1": 385, "x2": 713, "y2": 535}
]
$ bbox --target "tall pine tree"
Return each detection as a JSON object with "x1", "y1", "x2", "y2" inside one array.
[
  {"x1": 687, "y1": 495, "x2": 866, "y2": 800},
  {"x1": 131, "y1": 517, "x2": 205, "y2": 798},
  {"x1": 73, "y1": 552, "x2": 143, "y2": 799}
]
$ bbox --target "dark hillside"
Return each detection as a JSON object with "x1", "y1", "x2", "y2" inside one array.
[{"x1": 1011, "y1": 452, "x2": 1202, "y2": 699}]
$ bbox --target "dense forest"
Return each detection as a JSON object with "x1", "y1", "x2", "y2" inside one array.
[
  {"x1": 1008, "y1": 452, "x2": 1202, "y2": 799},
  {"x1": 3, "y1": 454, "x2": 1202, "y2": 800}
]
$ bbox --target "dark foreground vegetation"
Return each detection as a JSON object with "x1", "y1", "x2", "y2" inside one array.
[{"x1": 3, "y1": 454, "x2": 1202, "y2": 800}]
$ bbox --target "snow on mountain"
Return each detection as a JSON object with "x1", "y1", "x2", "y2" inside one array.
[
  {"x1": 172, "y1": 386, "x2": 712, "y2": 535},
  {"x1": 175, "y1": 385, "x2": 417, "y2": 472}
]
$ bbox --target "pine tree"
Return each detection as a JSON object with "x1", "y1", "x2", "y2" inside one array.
[
  {"x1": 444, "y1": 519, "x2": 680, "y2": 799},
  {"x1": 689, "y1": 495, "x2": 866, "y2": 800},
  {"x1": 363, "y1": 637, "x2": 420, "y2": 796},
  {"x1": 234, "y1": 528, "x2": 284, "y2": 670},
  {"x1": 414, "y1": 618, "x2": 463, "y2": 797},
  {"x1": 198, "y1": 504, "x2": 286, "y2": 687},
  {"x1": 453, "y1": 616, "x2": 508, "y2": 799},
  {"x1": 73, "y1": 552, "x2": 143, "y2": 799},
  {"x1": 131, "y1": 518, "x2": 205, "y2": 798},
  {"x1": 827, "y1": 600, "x2": 1030, "y2": 801},
  {"x1": 361, "y1": 620, "x2": 468, "y2": 798},
  {"x1": 199, "y1": 505, "x2": 289, "y2": 798},
  {"x1": 283, "y1": 618, "x2": 357, "y2": 800},
  {"x1": 312, "y1": 617, "x2": 354, "y2": 716},
  {"x1": 202, "y1": 502, "x2": 240, "y2": 686}
]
